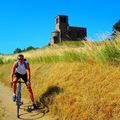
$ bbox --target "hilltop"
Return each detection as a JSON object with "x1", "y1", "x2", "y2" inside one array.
[{"x1": 0, "y1": 32, "x2": 120, "y2": 120}]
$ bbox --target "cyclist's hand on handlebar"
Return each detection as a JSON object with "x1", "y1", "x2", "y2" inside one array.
[
  {"x1": 26, "y1": 81, "x2": 31, "y2": 86},
  {"x1": 10, "y1": 78, "x2": 13, "y2": 87},
  {"x1": 10, "y1": 80, "x2": 13, "y2": 88}
]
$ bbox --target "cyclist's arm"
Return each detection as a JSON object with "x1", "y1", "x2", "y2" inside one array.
[
  {"x1": 26, "y1": 63, "x2": 31, "y2": 82},
  {"x1": 10, "y1": 62, "x2": 17, "y2": 83}
]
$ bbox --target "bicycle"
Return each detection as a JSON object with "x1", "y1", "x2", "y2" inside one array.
[
  {"x1": 16, "y1": 79, "x2": 24, "y2": 118},
  {"x1": 12, "y1": 79, "x2": 38, "y2": 118}
]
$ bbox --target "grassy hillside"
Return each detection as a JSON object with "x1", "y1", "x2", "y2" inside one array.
[{"x1": 0, "y1": 32, "x2": 120, "y2": 120}]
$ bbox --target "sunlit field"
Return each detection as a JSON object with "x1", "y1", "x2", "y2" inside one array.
[{"x1": 0, "y1": 32, "x2": 120, "y2": 120}]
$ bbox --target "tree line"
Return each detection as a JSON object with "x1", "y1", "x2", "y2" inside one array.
[{"x1": 13, "y1": 46, "x2": 37, "y2": 54}]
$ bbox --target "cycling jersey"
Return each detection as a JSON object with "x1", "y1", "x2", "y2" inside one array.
[{"x1": 15, "y1": 61, "x2": 27, "y2": 75}]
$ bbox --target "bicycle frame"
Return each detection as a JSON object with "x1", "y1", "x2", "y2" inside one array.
[{"x1": 16, "y1": 79, "x2": 24, "y2": 118}]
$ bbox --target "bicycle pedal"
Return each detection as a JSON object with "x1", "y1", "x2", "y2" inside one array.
[{"x1": 26, "y1": 106, "x2": 32, "y2": 112}]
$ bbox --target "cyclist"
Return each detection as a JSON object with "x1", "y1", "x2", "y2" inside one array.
[{"x1": 10, "y1": 54, "x2": 37, "y2": 109}]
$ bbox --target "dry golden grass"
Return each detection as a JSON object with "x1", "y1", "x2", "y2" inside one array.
[
  {"x1": 1, "y1": 62, "x2": 120, "y2": 120},
  {"x1": 29, "y1": 62, "x2": 120, "y2": 120},
  {"x1": 0, "y1": 32, "x2": 120, "y2": 120}
]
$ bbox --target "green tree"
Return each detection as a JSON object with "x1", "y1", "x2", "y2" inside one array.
[
  {"x1": 113, "y1": 19, "x2": 120, "y2": 32},
  {"x1": 26, "y1": 46, "x2": 35, "y2": 51},
  {"x1": 13, "y1": 48, "x2": 22, "y2": 54}
]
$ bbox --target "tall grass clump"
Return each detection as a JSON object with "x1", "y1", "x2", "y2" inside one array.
[
  {"x1": 28, "y1": 55, "x2": 61, "y2": 63},
  {"x1": 62, "y1": 40, "x2": 84, "y2": 47},
  {"x1": 63, "y1": 51, "x2": 88, "y2": 62},
  {"x1": 90, "y1": 32, "x2": 120, "y2": 64},
  {"x1": 0, "y1": 57, "x2": 4, "y2": 64},
  {"x1": 101, "y1": 43, "x2": 120, "y2": 62},
  {"x1": 3, "y1": 58, "x2": 16, "y2": 64},
  {"x1": 99, "y1": 33, "x2": 120, "y2": 63},
  {"x1": 27, "y1": 51, "x2": 88, "y2": 64}
]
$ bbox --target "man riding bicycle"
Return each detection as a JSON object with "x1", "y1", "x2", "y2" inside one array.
[{"x1": 10, "y1": 54, "x2": 37, "y2": 109}]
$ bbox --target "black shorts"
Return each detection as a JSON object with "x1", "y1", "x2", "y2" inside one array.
[{"x1": 14, "y1": 72, "x2": 27, "y2": 83}]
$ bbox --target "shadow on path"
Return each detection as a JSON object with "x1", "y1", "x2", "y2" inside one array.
[
  {"x1": 36, "y1": 86, "x2": 63, "y2": 112},
  {"x1": 17, "y1": 86, "x2": 63, "y2": 120}
]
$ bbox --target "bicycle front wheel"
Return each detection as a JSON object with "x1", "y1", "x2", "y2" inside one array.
[
  {"x1": 16, "y1": 82, "x2": 21, "y2": 118},
  {"x1": 17, "y1": 103, "x2": 20, "y2": 118}
]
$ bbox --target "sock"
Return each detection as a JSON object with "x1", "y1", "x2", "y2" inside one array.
[{"x1": 13, "y1": 93, "x2": 16, "y2": 96}]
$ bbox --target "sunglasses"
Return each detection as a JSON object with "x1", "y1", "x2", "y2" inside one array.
[{"x1": 18, "y1": 58, "x2": 23, "y2": 61}]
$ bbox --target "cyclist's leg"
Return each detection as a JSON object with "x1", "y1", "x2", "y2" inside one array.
[
  {"x1": 13, "y1": 72, "x2": 20, "y2": 94},
  {"x1": 22, "y1": 74, "x2": 35, "y2": 102},
  {"x1": 12, "y1": 72, "x2": 20, "y2": 101},
  {"x1": 13, "y1": 77, "x2": 17, "y2": 94},
  {"x1": 27, "y1": 85, "x2": 34, "y2": 102},
  {"x1": 22, "y1": 74, "x2": 38, "y2": 109},
  {"x1": 26, "y1": 82, "x2": 38, "y2": 109}
]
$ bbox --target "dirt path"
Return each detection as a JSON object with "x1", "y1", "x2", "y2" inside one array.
[{"x1": 0, "y1": 83, "x2": 54, "y2": 120}]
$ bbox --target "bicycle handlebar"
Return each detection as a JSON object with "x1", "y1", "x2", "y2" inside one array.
[{"x1": 10, "y1": 80, "x2": 25, "y2": 88}]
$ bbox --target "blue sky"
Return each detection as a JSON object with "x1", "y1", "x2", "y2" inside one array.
[{"x1": 0, "y1": 0, "x2": 119, "y2": 54}]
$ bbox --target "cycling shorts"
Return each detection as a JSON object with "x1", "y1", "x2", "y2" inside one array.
[{"x1": 14, "y1": 72, "x2": 27, "y2": 83}]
